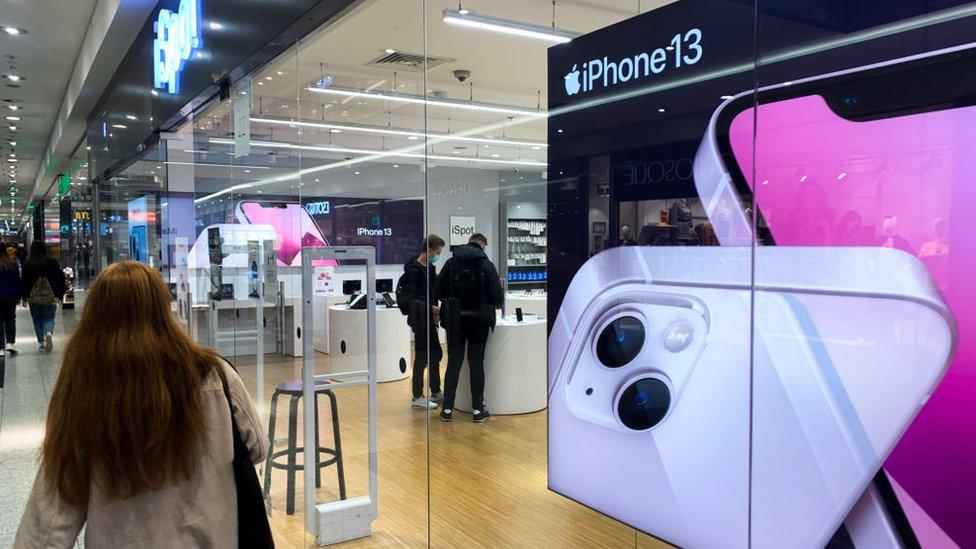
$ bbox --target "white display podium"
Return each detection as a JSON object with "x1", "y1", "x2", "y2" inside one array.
[
  {"x1": 505, "y1": 293, "x2": 548, "y2": 318},
  {"x1": 328, "y1": 304, "x2": 411, "y2": 382},
  {"x1": 454, "y1": 316, "x2": 547, "y2": 415}
]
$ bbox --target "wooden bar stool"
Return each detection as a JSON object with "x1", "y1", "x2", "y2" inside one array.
[{"x1": 263, "y1": 380, "x2": 346, "y2": 515}]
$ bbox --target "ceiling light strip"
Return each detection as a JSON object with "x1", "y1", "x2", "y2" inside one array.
[
  {"x1": 306, "y1": 86, "x2": 546, "y2": 118},
  {"x1": 441, "y1": 9, "x2": 579, "y2": 44},
  {"x1": 250, "y1": 117, "x2": 547, "y2": 148},
  {"x1": 208, "y1": 138, "x2": 545, "y2": 167}
]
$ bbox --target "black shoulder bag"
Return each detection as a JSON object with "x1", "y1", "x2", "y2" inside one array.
[{"x1": 215, "y1": 362, "x2": 276, "y2": 548}]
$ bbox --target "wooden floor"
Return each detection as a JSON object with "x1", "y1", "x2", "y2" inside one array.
[{"x1": 234, "y1": 352, "x2": 672, "y2": 549}]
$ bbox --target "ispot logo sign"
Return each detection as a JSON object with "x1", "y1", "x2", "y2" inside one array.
[{"x1": 564, "y1": 28, "x2": 703, "y2": 97}]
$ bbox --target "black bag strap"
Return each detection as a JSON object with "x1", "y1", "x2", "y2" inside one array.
[{"x1": 213, "y1": 358, "x2": 276, "y2": 549}]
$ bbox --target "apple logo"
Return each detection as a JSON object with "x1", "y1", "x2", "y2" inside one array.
[{"x1": 564, "y1": 64, "x2": 582, "y2": 96}]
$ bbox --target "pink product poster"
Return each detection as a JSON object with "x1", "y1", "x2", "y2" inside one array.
[{"x1": 729, "y1": 95, "x2": 976, "y2": 547}]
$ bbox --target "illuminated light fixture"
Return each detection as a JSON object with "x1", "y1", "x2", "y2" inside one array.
[
  {"x1": 125, "y1": 115, "x2": 137, "y2": 120},
  {"x1": 720, "y1": 95, "x2": 734, "y2": 100},
  {"x1": 164, "y1": 160, "x2": 270, "y2": 170},
  {"x1": 837, "y1": 172, "x2": 847, "y2": 180},
  {"x1": 384, "y1": 48, "x2": 396, "y2": 54},
  {"x1": 3, "y1": 27, "x2": 27, "y2": 36},
  {"x1": 442, "y1": 9, "x2": 578, "y2": 44},
  {"x1": 2, "y1": 74, "x2": 22, "y2": 82},
  {"x1": 6, "y1": 105, "x2": 18, "y2": 111},
  {"x1": 657, "y1": 108, "x2": 667, "y2": 113},
  {"x1": 112, "y1": 124, "x2": 127, "y2": 129},
  {"x1": 7, "y1": 126, "x2": 15, "y2": 131},
  {"x1": 7, "y1": 158, "x2": 16, "y2": 162},
  {"x1": 208, "y1": 21, "x2": 224, "y2": 30},
  {"x1": 4, "y1": 116, "x2": 16, "y2": 121},
  {"x1": 307, "y1": 85, "x2": 546, "y2": 118},
  {"x1": 150, "y1": 89, "x2": 159, "y2": 96},
  {"x1": 152, "y1": 0, "x2": 201, "y2": 94},
  {"x1": 209, "y1": 137, "x2": 546, "y2": 167}
]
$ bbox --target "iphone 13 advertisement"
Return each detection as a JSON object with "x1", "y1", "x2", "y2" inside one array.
[{"x1": 548, "y1": 1, "x2": 976, "y2": 547}]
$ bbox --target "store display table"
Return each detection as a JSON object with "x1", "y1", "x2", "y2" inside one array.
[
  {"x1": 454, "y1": 316, "x2": 547, "y2": 415},
  {"x1": 327, "y1": 305, "x2": 411, "y2": 382},
  {"x1": 505, "y1": 293, "x2": 547, "y2": 318}
]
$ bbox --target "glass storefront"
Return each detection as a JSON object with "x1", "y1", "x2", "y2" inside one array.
[{"x1": 81, "y1": 0, "x2": 976, "y2": 547}]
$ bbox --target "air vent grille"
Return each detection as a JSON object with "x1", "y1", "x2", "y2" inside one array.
[{"x1": 365, "y1": 51, "x2": 455, "y2": 72}]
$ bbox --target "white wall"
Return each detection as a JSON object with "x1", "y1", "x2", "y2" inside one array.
[{"x1": 425, "y1": 166, "x2": 502, "y2": 264}]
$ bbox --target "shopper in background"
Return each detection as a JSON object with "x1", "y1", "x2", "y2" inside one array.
[
  {"x1": 15, "y1": 261, "x2": 269, "y2": 548},
  {"x1": 0, "y1": 249, "x2": 20, "y2": 355},
  {"x1": 21, "y1": 241, "x2": 66, "y2": 352},
  {"x1": 437, "y1": 233, "x2": 504, "y2": 423},
  {"x1": 397, "y1": 234, "x2": 446, "y2": 410}
]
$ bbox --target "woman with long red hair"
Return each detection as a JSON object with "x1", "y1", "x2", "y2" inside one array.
[{"x1": 15, "y1": 261, "x2": 268, "y2": 547}]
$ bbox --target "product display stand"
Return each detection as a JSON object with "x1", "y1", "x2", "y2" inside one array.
[{"x1": 302, "y1": 246, "x2": 378, "y2": 546}]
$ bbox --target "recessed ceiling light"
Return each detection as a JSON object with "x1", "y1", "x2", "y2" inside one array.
[
  {"x1": 330, "y1": 129, "x2": 341, "y2": 133},
  {"x1": 393, "y1": 164, "x2": 399, "y2": 168},
  {"x1": 151, "y1": 90, "x2": 159, "y2": 96},
  {"x1": 720, "y1": 95, "x2": 734, "y2": 100},
  {"x1": 407, "y1": 135, "x2": 419, "y2": 140},
  {"x1": 7, "y1": 126, "x2": 15, "y2": 131},
  {"x1": 531, "y1": 146, "x2": 541, "y2": 150},
  {"x1": 3, "y1": 75, "x2": 22, "y2": 82},
  {"x1": 208, "y1": 21, "x2": 224, "y2": 30},
  {"x1": 265, "y1": 76, "x2": 273, "y2": 81},
  {"x1": 354, "y1": 171, "x2": 360, "y2": 175},
  {"x1": 112, "y1": 124, "x2": 127, "y2": 129},
  {"x1": 658, "y1": 108, "x2": 667, "y2": 113},
  {"x1": 490, "y1": 153, "x2": 500, "y2": 158},
  {"x1": 384, "y1": 48, "x2": 397, "y2": 54},
  {"x1": 7, "y1": 159, "x2": 16, "y2": 163},
  {"x1": 125, "y1": 115, "x2": 137, "y2": 120},
  {"x1": 6, "y1": 105, "x2": 18, "y2": 111},
  {"x1": 2, "y1": 27, "x2": 27, "y2": 36}
]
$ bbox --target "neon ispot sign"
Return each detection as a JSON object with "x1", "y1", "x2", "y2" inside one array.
[{"x1": 152, "y1": 0, "x2": 202, "y2": 94}]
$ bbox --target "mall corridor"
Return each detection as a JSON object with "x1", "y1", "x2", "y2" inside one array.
[{"x1": 0, "y1": 307, "x2": 74, "y2": 547}]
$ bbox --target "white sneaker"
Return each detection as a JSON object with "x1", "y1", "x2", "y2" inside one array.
[
  {"x1": 38, "y1": 343, "x2": 45, "y2": 352},
  {"x1": 43, "y1": 332, "x2": 53, "y2": 352},
  {"x1": 6, "y1": 344, "x2": 16, "y2": 355},
  {"x1": 411, "y1": 396, "x2": 437, "y2": 410}
]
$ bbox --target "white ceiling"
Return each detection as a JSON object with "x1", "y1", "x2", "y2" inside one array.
[
  {"x1": 175, "y1": 0, "x2": 676, "y2": 203},
  {"x1": 0, "y1": 0, "x2": 99, "y2": 224}
]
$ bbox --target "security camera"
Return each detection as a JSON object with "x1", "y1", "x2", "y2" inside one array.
[{"x1": 453, "y1": 69, "x2": 471, "y2": 83}]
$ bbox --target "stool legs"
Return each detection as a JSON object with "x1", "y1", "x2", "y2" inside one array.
[
  {"x1": 263, "y1": 391, "x2": 281, "y2": 515},
  {"x1": 314, "y1": 395, "x2": 321, "y2": 489},
  {"x1": 285, "y1": 394, "x2": 300, "y2": 515},
  {"x1": 326, "y1": 390, "x2": 347, "y2": 500}
]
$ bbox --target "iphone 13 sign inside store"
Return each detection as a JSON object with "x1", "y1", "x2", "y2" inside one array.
[{"x1": 564, "y1": 28, "x2": 703, "y2": 97}]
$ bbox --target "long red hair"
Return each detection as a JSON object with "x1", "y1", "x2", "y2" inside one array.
[{"x1": 42, "y1": 261, "x2": 220, "y2": 506}]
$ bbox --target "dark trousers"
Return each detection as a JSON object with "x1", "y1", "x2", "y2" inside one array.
[
  {"x1": 443, "y1": 319, "x2": 490, "y2": 411},
  {"x1": 0, "y1": 297, "x2": 15, "y2": 347},
  {"x1": 412, "y1": 321, "x2": 442, "y2": 399}
]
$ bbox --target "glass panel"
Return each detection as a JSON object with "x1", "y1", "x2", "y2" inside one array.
[
  {"x1": 289, "y1": 3, "x2": 429, "y2": 546},
  {"x1": 421, "y1": 1, "x2": 755, "y2": 547},
  {"x1": 749, "y1": 2, "x2": 976, "y2": 548}
]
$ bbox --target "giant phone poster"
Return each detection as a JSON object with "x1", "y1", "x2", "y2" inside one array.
[{"x1": 547, "y1": 1, "x2": 976, "y2": 547}]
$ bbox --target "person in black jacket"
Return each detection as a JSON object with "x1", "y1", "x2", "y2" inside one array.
[
  {"x1": 437, "y1": 233, "x2": 504, "y2": 423},
  {"x1": 0, "y1": 246, "x2": 20, "y2": 354},
  {"x1": 21, "y1": 241, "x2": 66, "y2": 352},
  {"x1": 398, "y1": 234, "x2": 446, "y2": 410}
]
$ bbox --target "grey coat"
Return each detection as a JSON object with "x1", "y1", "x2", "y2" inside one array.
[{"x1": 14, "y1": 360, "x2": 269, "y2": 548}]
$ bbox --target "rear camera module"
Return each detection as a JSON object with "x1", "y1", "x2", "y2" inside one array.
[
  {"x1": 596, "y1": 316, "x2": 645, "y2": 367},
  {"x1": 617, "y1": 377, "x2": 671, "y2": 431}
]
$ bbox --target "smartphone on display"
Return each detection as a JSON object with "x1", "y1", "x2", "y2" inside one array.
[
  {"x1": 235, "y1": 201, "x2": 337, "y2": 267},
  {"x1": 694, "y1": 43, "x2": 976, "y2": 547},
  {"x1": 548, "y1": 246, "x2": 954, "y2": 549}
]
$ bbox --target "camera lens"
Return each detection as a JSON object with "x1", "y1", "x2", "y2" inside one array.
[
  {"x1": 617, "y1": 378, "x2": 670, "y2": 431},
  {"x1": 596, "y1": 316, "x2": 645, "y2": 367}
]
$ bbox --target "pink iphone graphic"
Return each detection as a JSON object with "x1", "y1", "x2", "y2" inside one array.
[
  {"x1": 695, "y1": 43, "x2": 976, "y2": 547},
  {"x1": 235, "y1": 201, "x2": 336, "y2": 267},
  {"x1": 549, "y1": 246, "x2": 954, "y2": 548}
]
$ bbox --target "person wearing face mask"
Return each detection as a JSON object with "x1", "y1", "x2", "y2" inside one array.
[{"x1": 396, "y1": 234, "x2": 446, "y2": 410}]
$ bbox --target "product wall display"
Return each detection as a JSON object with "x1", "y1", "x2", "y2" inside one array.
[{"x1": 548, "y1": 1, "x2": 976, "y2": 547}]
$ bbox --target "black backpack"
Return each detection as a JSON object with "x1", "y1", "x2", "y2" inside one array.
[
  {"x1": 394, "y1": 276, "x2": 411, "y2": 316},
  {"x1": 450, "y1": 259, "x2": 486, "y2": 313}
]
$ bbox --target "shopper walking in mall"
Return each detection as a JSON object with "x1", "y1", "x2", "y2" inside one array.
[
  {"x1": 0, "y1": 247, "x2": 21, "y2": 354},
  {"x1": 437, "y1": 233, "x2": 504, "y2": 423},
  {"x1": 14, "y1": 261, "x2": 270, "y2": 548},
  {"x1": 397, "y1": 234, "x2": 446, "y2": 410},
  {"x1": 20, "y1": 241, "x2": 66, "y2": 352}
]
